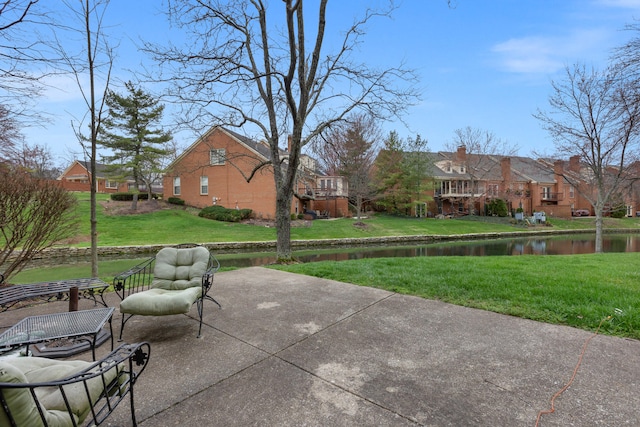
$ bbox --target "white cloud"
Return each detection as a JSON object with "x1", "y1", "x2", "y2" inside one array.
[
  {"x1": 491, "y1": 28, "x2": 611, "y2": 74},
  {"x1": 39, "y1": 74, "x2": 87, "y2": 103}
]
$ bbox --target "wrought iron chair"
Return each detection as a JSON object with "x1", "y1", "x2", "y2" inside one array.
[
  {"x1": 0, "y1": 342, "x2": 150, "y2": 427},
  {"x1": 114, "y1": 244, "x2": 221, "y2": 340}
]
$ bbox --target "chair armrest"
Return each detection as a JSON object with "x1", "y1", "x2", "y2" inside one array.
[
  {"x1": 113, "y1": 257, "x2": 156, "y2": 300},
  {"x1": 202, "y1": 254, "x2": 220, "y2": 295}
]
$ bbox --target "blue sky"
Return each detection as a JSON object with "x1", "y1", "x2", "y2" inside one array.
[{"x1": 24, "y1": 0, "x2": 640, "y2": 164}]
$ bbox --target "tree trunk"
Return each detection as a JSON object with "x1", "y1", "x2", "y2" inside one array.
[
  {"x1": 595, "y1": 213, "x2": 604, "y2": 253},
  {"x1": 131, "y1": 193, "x2": 138, "y2": 211},
  {"x1": 356, "y1": 194, "x2": 363, "y2": 220},
  {"x1": 275, "y1": 192, "x2": 293, "y2": 261}
]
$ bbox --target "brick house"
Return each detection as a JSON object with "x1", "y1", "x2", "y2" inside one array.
[
  {"x1": 163, "y1": 126, "x2": 349, "y2": 219},
  {"x1": 423, "y1": 147, "x2": 596, "y2": 218},
  {"x1": 58, "y1": 160, "x2": 129, "y2": 193}
]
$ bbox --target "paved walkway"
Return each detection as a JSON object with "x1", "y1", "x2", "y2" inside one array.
[{"x1": 1, "y1": 267, "x2": 639, "y2": 426}]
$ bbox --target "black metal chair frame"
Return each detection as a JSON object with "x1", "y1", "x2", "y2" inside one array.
[
  {"x1": 114, "y1": 244, "x2": 221, "y2": 340},
  {"x1": 0, "y1": 278, "x2": 109, "y2": 312},
  {"x1": 0, "y1": 341, "x2": 151, "y2": 427}
]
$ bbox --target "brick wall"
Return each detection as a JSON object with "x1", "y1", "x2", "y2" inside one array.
[{"x1": 164, "y1": 128, "x2": 280, "y2": 218}]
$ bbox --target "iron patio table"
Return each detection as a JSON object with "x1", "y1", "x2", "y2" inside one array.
[{"x1": 0, "y1": 307, "x2": 115, "y2": 360}]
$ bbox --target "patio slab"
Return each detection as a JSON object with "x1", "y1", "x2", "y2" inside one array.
[{"x1": 1, "y1": 266, "x2": 639, "y2": 426}]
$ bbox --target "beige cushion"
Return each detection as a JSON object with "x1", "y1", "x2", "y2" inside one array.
[
  {"x1": 151, "y1": 246, "x2": 209, "y2": 291},
  {"x1": 120, "y1": 246, "x2": 210, "y2": 316},
  {"x1": 120, "y1": 286, "x2": 203, "y2": 315},
  {"x1": 0, "y1": 356, "x2": 122, "y2": 426}
]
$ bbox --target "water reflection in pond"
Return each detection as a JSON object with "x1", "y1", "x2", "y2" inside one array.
[{"x1": 216, "y1": 233, "x2": 640, "y2": 268}]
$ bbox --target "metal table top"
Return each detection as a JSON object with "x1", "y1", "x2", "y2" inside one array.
[{"x1": 0, "y1": 307, "x2": 115, "y2": 348}]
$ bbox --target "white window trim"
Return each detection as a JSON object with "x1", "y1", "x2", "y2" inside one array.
[
  {"x1": 173, "y1": 176, "x2": 181, "y2": 195},
  {"x1": 200, "y1": 176, "x2": 209, "y2": 195}
]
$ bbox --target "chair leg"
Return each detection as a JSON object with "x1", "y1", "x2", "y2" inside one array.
[
  {"x1": 196, "y1": 296, "x2": 222, "y2": 338},
  {"x1": 119, "y1": 313, "x2": 134, "y2": 342}
]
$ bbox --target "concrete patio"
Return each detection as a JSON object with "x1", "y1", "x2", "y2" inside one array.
[{"x1": 1, "y1": 266, "x2": 639, "y2": 426}]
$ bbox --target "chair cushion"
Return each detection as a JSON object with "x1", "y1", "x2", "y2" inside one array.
[
  {"x1": 120, "y1": 287, "x2": 203, "y2": 315},
  {"x1": 0, "y1": 356, "x2": 122, "y2": 427},
  {"x1": 152, "y1": 246, "x2": 210, "y2": 290}
]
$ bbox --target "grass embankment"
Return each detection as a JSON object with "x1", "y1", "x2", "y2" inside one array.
[
  {"x1": 10, "y1": 192, "x2": 640, "y2": 339},
  {"x1": 71, "y1": 192, "x2": 639, "y2": 245}
]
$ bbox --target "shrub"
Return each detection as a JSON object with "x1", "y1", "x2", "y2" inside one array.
[
  {"x1": 610, "y1": 204, "x2": 627, "y2": 218},
  {"x1": 110, "y1": 192, "x2": 158, "y2": 201},
  {"x1": 167, "y1": 197, "x2": 185, "y2": 205},
  {"x1": 199, "y1": 205, "x2": 252, "y2": 222},
  {"x1": 0, "y1": 165, "x2": 79, "y2": 283},
  {"x1": 487, "y1": 199, "x2": 509, "y2": 217}
]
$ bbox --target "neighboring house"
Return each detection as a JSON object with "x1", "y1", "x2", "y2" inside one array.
[
  {"x1": 58, "y1": 160, "x2": 129, "y2": 193},
  {"x1": 163, "y1": 126, "x2": 349, "y2": 219},
  {"x1": 58, "y1": 160, "x2": 163, "y2": 194},
  {"x1": 406, "y1": 146, "x2": 599, "y2": 219}
]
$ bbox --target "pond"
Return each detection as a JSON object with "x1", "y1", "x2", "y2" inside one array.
[{"x1": 216, "y1": 233, "x2": 640, "y2": 268}]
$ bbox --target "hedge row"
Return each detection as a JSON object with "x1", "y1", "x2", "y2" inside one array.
[
  {"x1": 198, "y1": 205, "x2": 252, "y2": 222},
  {"x1": 167, "y1": 197, "x2": 185, "y2": 205},
  {"x1": 110, "y1": 192, "x2": 160, "y2": 201}
]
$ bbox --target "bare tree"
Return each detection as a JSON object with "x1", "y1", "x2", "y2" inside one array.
[
  {"x1": 534, "y1": 64, "x2": 640, "y2": 252},
  {"x1": 446, "y1": 126, "x2": 517, "y2": 215},
  {"x1": 0, "y1": 103, "x2": 22, "y2": 161},
  {"x1": 11, "y1": 141, "x2": 60, "y2": 178},
  {"x1": 314, "y1": 113, "x2": 380, "y2": 219},
  {"x1": 0, "y1": 1, "x2": 57, "y2": 159},
  {"x1": 147, "y1": 0, "x2": 419, "y2": 261},
  {"x1": 0, "y1": 0, "x2": 49, "y2": 103},
  {"x1": 0, "y1": 164, "x2": 79, "y2": 283},
  {"x1": 53, "y1": 0, "x2": 114, "y2": 276}
]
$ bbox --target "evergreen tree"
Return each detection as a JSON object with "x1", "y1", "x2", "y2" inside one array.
[
  {"x1": 374, "y1": 131, "x2": 431, "y2": 215},
  {"x1": 99, "y1": 81, "x2": 172, "y2": 206}
]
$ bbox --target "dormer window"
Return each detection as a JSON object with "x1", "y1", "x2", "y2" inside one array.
[
  {"x1": 460, "y1": 166, "x2": 465, "y2": 173},
  {"x1": 446, "y1": 162, "x2": 451, "y2": 172}
]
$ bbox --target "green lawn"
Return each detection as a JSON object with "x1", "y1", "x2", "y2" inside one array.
[{"x1": 66, "y1": 192, "x2": 640, "y2": 246}]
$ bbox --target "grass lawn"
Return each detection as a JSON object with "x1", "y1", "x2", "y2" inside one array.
[
  {"x1": 271, "y1": 253, "x2": 640, "y2": 340},
  {"x1": 67, "y1": 192, "x2": 640, "y2": 246}
]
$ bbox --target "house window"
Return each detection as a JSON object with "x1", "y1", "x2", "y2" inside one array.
[
  {"x1": 210, "y1": 149, "x2": 226, "y2": 165},
  {"x1": 105, "y1": 180, "x2": 118, "y2": 189},
  {"x1": 173, "y1": 177, "x2": 181, "y2": 195},
  {"x1": 200, "y1": 176, "x2": 209, "y2": 195},
  {"x1": 569, "y1": 186, "x2": 575, "y2": 198},
  {"x1": 542, "y1": 186, "x2": 552, "y2": 199},
  {"x1": 488, "y1": 184, "x2": 499, "y2": 197}
]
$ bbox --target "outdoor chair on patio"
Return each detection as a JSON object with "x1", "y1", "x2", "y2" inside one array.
[
  {"x1": 114, "y1": 245, "x2": 221, "y2": 340},
  {"x1": 0, "y1": 341, "x2": 150, "y2": 427}
]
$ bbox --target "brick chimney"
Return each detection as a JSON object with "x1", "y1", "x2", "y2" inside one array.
[
  {"x1": 456, "y1": 145, "x2": 466, "y2": 162},
  {"x1": 569, "y1": 155, "x2": 580, "y2": 172},
  {"x1": 554, "y1": 159, "x2": 565, "y2": 177},
  {"x1": 287, "y1": 134, "x2": 292, "y2": 153},
  {"x1": 501, "y1": 157, "x2": 511, "y2": 183}
]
